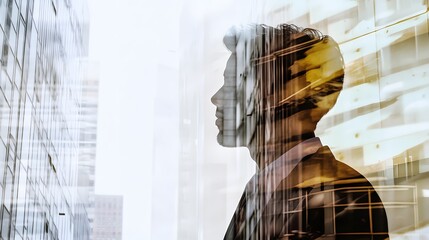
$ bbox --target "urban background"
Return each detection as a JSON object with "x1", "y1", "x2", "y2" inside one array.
[
  {"x1": 0, "y1": 0, "x2": 123, "y2": 239},
  {"x1": 2, "y1": 0, "x2": 429, "y2": 240}
]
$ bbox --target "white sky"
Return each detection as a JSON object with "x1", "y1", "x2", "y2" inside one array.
[{"x1": 88, "y1": 0, "x2": 179, "y2": 239}]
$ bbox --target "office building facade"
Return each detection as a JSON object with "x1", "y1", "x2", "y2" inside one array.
[
  {"x1": 0, "y1": 0, "x2": 90, "y2": 239},
  {"x1": 92, "y1": 194, "x2": 123, "y2": 240}
]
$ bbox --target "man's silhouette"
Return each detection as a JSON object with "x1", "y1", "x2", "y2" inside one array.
[{"x1": 211, "y1": 24, "x2": 389, "y2": 240}]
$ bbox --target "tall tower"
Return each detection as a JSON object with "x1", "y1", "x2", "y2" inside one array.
[
  {"x1": 78, "y1": 61, "x2": 99, "y2": 239},
  {"x1": 92, "y1": 194, "x2": 123, "y2": 240},
  {"x1": 0, "y1": 0, "x2": 91, "y2": 239}
]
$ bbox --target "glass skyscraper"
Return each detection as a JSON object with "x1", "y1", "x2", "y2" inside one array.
[{"x1": 0, "y1": 0, "x2": 91, "y2": 239}]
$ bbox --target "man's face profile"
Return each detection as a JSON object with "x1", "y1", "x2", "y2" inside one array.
[{"x1": 211, "y1": 24, "x2": 345, "y2": 166}]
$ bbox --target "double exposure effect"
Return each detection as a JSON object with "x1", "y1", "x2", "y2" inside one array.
[{"x1": 212, "y1": 24, "x2": 389, "y2": 239}]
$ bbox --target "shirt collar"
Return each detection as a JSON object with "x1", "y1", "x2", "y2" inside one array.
[{"x1": 265, "y1": 137, "x2": 323, "y2": 172}]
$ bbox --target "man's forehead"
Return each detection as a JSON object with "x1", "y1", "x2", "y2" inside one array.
[
  {"x1": 222, "y1": 26, "x2": 262, "y2": 108},
  {"x1": 223, "y1": 25, "x2": 260, "y2": 50},
  {"x1": 223, "y1": 54, "x2": 245, "y2": 89},
  {"x1": 224, "y1": 55, "x2": 236, "y2": 77}
]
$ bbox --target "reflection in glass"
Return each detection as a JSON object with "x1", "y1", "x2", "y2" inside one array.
[{"x1": 212, "y1": 24, "x2": 389, "y2": 239}]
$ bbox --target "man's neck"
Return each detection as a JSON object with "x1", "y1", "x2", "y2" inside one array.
[{"x1": 251, "y1": 133, "x2": 317, "y2": 169}]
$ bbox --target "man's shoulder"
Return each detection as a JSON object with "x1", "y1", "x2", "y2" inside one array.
[{"x1": 278, "y1": 146, "x2": 370, "y2": 190}]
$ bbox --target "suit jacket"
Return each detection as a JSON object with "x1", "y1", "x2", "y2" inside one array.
[{"x1": 224, "y1": 139, "x2": 389, "y2": 240}]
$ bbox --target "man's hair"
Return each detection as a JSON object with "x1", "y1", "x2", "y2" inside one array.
[
  {"x1": 222, "y1": 23, "x2": 345, "y2": 147},
  {"x1": 248, "y1": 24, "x2": 344, "y2": 119}
]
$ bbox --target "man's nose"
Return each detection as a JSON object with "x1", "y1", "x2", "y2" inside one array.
[{"x1": 211, "y1": 88, "x2": 223, "y2": 106}]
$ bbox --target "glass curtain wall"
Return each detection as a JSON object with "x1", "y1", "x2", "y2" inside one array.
[{"x1": 0, "y1": 0, "x2": 90, "y2": 239}]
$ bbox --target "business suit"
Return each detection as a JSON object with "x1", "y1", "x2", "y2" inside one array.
[{"x1": 224, "y1": 139, "x2": 389, "y2": 240}]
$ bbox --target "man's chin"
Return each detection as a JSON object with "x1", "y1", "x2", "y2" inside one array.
[
  {"x1": 216, "y1": 133, "x2": 236, "y2": 147},
  {"x1": 216, "y1": 133, "x2": 223, "y2": 145}
]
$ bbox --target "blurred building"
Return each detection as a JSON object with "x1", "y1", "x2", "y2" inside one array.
[
  {"x1": 78, "y1": 62, "x2": 99, "y2": 239},
  {"x1": 151, "y1": 62, "x2": 179, "y2": 239},
  {"x1": 92, "y1": 195, "x2": 123, "y2": 240},
  {"x1": 0, "y1": 0, "x2": 91, "y2": 239},
  {"x1": 77, "y1": 62, "x2": 99, "y2": 239}
]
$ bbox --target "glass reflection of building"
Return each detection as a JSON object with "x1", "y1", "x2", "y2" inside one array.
[
  {"x1": 0, "y1": 0, "x2": 90, "y2": 239},
  {"x1": 178, "y1": 0, "x2": 429, "y2": 239}
]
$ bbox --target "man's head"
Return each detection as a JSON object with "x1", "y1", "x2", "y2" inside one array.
[{"x1": 211, "y1": 24, "x2": 344, "y2": 164}]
